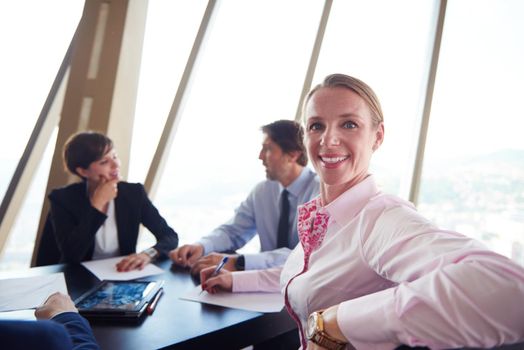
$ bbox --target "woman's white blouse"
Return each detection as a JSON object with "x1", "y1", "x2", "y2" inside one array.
[{"x1": 92, "y1": 200, "x2": 119, "y2": 260}]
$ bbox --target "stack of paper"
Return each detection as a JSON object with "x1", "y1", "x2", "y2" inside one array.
[{"x1": 0, "y1": 273, "x2": 68, "y2": 313}]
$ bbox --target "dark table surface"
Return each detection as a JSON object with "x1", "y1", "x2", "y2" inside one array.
[
  {"x1": 0, "y1": 259, "x2": 296, "y2": 350},
  {"x1": 3, "y1": 261, "x2": 522, "y2": 350}
]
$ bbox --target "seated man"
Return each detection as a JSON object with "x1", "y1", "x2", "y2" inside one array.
[
  {"x1": 0, "y1": 292, "x2": 99, "y2": 350},
  {"x1": 170, "y1": 120, "x2": 319, "y2": 274}
]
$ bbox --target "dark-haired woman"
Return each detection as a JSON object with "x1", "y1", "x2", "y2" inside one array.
[{"x1": 48, "y1": 131, "x2": 178, "y2": 271}]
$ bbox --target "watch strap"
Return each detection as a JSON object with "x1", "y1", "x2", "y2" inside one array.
[
  {"x1": 142, "y1": 247, "x2": 158, "y2": 260},
  {"x1": 309, "y1": 311, "x2": 347, "y2": 350},
  {"x1": 234, "y1": 255, "x2": 245, "y2": 271},
  {"x1": 311, "y1": 332, "x2": 346, "y2": 350}
]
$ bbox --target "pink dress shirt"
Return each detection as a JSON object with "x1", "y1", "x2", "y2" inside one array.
[{"x1": 232, "y1": 175, "x2": 524, "y2": 349}]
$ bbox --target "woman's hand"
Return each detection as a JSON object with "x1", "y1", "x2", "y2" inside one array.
[
  {"x1": 116, "y1": 252, "x2": 151, "y2": 272},
  {"x1": 35, "y1": 292, "x2": 78, "y2": 320},
  {"x1": 90, "y1": 176, "x2": 119, "y2": 212},
  {"x1": 200, "y1": 265, "x2": 233, "y2": 294}
]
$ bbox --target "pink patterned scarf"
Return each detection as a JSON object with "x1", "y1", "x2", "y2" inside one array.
[{"x1": 285, "y1": 196, "x2": 331, "y2": 349}]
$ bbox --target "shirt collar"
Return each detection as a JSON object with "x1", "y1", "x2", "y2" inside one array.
[
  {"x1": 324, "y1": 175, "x2": 380, "y2": 227},
  {"x1": 281, "y1": 167, "x2": 314, "y2": 197}
]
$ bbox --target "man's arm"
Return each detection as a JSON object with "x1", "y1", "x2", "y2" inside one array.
[
  {"x1": 0, "y1": 319, "x2": 74, "y2": 350},
  {"x1": 242, "y1": 247, "x2": 292, "y2": 270},
  {"x1": 171, "y1": 186, "x2": 260, "y2": 270},
  {"x1": 198, "y1": 196, "x2": 258, "y2": 255},
  {"x1": 52, "y1": 313, "x2": 100, "y2": 350},
  {"x1": 35, "y1": 292, "x2": 100, "y2": 350}
]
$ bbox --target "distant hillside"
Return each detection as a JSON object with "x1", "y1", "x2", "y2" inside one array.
[{"x1": 420, "y1": 149, "x2": 524, "y2": 204}]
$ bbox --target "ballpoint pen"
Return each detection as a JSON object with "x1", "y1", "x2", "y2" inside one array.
[
  {"x1": 200, "y1": 256, "x2": 229, "y2": 294},
  {"x1": 147, "y1": 288, "x2": 164, "y2": 315}
]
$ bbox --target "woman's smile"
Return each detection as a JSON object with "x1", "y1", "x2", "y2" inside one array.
[{"x1": 318, "y1": 154, "x2": 350, "y2": 169}]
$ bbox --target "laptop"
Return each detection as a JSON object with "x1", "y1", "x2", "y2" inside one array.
[{"x1": 75, "y1": 279, "x2": 164, "y2": 321}]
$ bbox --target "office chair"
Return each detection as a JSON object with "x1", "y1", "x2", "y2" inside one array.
[{"x1": 34, "y1": 213, "x2": 61, "y2": 267}]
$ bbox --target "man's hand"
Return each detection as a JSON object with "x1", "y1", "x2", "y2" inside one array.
[
  {"x1": 190, "y1": 253, "x2": 237, "y2": 276},
  {"x1": 35, "y1": 292, "x2": 77, "y2": 320},
  {"x1": 200, "y1": 265, "x2": 233, "y2": 294},
  {"x1": 115, "y1": 252, "x2": 151, "y2": 272},
  {"x1": 169, "y1": 244, "x2": 205, "y2": 267}
]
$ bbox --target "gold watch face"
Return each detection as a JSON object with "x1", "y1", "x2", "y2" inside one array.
[{"x1": 306, "y1": 313, "x2": 317, "y2": 339}]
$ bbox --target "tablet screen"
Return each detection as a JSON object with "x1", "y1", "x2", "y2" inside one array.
[{"x1": 76, "y1": 281, "x2": 157, "y2": 311}]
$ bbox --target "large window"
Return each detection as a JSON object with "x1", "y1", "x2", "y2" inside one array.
[
  {"x1": 130, "y1": 0, "x2": 209, "y2": 251},
  {"x1": 2, "y1": 0, "x2": 523, "y2": 269},
  {"x1": 128, "y1": 0, "x2": 208, "y2": 183},
  {"x1": 313, "y1": 0, "x2": 438, "y2": 198},
  {"x1": 151, "y1": 0, "x2": 324, "y2": 250},
  {"x1": 0, "y1": 1, "x2": 83, "y2": 270},
  {"x1": 0, "y1": 1, "x2": 82, "y2": 199},
  {"x1": 1, "y1": 130, "x2": 58, "y2": 270},
  {"x1": 419, "y1": 0, "x2": 524, "y2": 264}
]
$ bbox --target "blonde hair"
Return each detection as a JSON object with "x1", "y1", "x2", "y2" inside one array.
[{"x1": 303, "y1": 74, "x2": 384, "y2": 125}]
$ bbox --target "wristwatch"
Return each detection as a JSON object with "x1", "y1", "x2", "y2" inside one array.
[
  {"x1": 306, "y1": 310, "x2": 347, "y2": 350},
  {"x1": 142, "y1": 247, "x2": 159, "y2": 260},
  {"x1": 234, "y1": 255, "x2": 245, "y2": 271}
]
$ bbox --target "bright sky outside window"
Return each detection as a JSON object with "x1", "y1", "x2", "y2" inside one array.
[
  {"x1": 1, "y1": 0, "x2": 523, "y2": 269},
  {"x1": 419, "y1": 0, "x2": 524, "y2": 264},
  {"x1": 313, "y1": 0, "x2": 437, "y2": 198}
]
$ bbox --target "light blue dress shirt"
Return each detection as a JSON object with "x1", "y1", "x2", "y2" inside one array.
[{"x1": 198, "y1": 167, "x2": 320, "y2": 270}]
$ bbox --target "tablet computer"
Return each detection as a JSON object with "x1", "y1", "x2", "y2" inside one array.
[{"x1": 75, "y1": 279, "x2": 164, "y2": 321}]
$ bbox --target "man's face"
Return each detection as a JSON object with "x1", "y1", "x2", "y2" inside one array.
[{"x1": 258, "y1": 134, "x2": 292, "y2": 182}]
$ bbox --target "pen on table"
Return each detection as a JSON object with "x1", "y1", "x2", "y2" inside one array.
[
  {"x1": 200, "y1": 256, "x2": 229, "y2": 295},
  {"x1": 147, "y1": 288, "x2": 164, "y2": 315}
]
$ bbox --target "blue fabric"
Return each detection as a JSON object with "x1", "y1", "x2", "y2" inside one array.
[
  {"x1": 0, "y1": 312, "x2": 99, "y2": 350},
  {"x1": 48, "y1": 181, "x2": 179, "y2": 262},
  {"x1": 198, "y1": 167, "x2": 319, "y2": 269}
]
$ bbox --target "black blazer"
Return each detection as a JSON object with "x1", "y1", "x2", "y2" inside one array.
[{"x1": 48, "y1": 181, "x2": 179, "y2": 263}]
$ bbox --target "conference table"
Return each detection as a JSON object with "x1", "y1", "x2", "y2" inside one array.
[
  {"x1": 2, "y1": 260, "x2": 523, "y2": 350},
  {"x1": 1, "y1": 259, "x2": 296, "y2": 350}
]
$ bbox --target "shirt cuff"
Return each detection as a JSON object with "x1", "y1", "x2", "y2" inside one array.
[
  {"x1": 337, "y1": 287, "x2": 400, "y2": 347},
  {"x1": 242, "y1": 253, "x2": 262, "y2": 270},
  {"x1": 197, "y1": 239, "x2": 213, "y2": 256},
  {"x1": 232, "y1": 270, "x2": 263, "y2": 292}
]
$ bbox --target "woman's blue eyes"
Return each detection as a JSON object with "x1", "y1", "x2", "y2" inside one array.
[
  {"x1": 342, "y1": 121, "x2": 357, "y2": 129},
  {"x1": 308, "y1": 123, "x2": 322, "y2": 131},
  {"x1": 308, "y1": 121, "x2": 357, "y2": 130}
]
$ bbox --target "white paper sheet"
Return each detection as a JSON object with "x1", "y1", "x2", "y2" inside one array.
[
  {"x1": 0, "y1": 309, "x2": 37, "y2": 320},
  {"x1": 180, "y1": 285, "x2": 284, "y2": 313},
  {"x1": 81, "y1": 256, "x2": 166, "y2": 281},
  {"x1": 0, "y1": 273, "x2": 68, "y2": 312}
]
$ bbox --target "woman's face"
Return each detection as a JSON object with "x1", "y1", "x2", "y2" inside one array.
[
  {"x1": 77, "y1": 147, "x2": 121, "y2": 183},
  {"x1": 304, "y1": 87, "x2": 384, "y2": 197}
]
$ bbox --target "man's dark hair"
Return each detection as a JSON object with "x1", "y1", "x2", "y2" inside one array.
[
  {"x1": 261, "y1": 120, "x2": 307, "y2": 166},
  {"x1": 63, "y1": 131, "x2": 113, "y2": 177}
]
